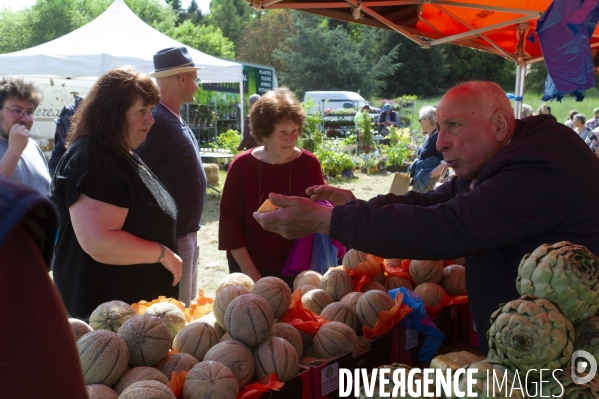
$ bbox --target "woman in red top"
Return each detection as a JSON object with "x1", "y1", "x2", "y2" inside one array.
[{"x1": 218, "y1": 87, "x2": 325, "y2": 287}]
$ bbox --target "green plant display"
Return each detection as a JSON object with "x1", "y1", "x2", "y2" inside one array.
[
  {"x1": 299, "y1": 97, "x2": 325, "y2": 153},
  {"x1": 358, "y1": 111, "x2": 374, "y2": 147},
  {"x1": 216, "y1": 129, "x2": 241, "y2": 155},
  {"x1": 386, "y1": 126, "x2": 414, "y2": 166}
]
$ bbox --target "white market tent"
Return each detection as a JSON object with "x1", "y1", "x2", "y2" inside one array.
[{"x1": 0, "y1": 0, "x2": 243, "y2": 84}]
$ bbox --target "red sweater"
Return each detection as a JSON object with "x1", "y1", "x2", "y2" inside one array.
[{"x1": 219, "y1": 149, "x2": 325, "y2": 271}]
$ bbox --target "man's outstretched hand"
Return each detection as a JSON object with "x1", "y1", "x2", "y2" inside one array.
[
  {"x1": 253, "y1": 193, "x2": 333, "y2": 240},
  {"x1": 306, "y1": 185, "x2": 356, "y2": 205}
]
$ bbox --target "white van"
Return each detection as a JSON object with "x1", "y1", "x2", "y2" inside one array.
[
  {"x1": 21, "y1": 77, "x2": 95, "y2": 150},
  {"x1": 303, "y1": 91, "x2": 367, "y2": 114}
]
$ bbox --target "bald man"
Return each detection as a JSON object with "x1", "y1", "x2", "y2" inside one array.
[{"x1": 254, "y1": 81, "x2": 599, "y2": 352}]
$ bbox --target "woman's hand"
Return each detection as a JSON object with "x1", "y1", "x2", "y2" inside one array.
[
  {"x1": 306, "y1": 185, "x2": 356, "y2": 205},
  {"x1": 159, "y1": 245, "x2": 183, "y2": 286}
]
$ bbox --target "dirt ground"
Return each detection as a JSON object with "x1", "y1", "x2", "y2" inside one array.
[{"x1": 196, "y1": 169, "x2": 399, "y2": 298}]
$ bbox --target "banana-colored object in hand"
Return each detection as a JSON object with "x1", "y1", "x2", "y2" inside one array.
[{"x1": 257, "y1": 199, "x2": 281, "y2": 213}]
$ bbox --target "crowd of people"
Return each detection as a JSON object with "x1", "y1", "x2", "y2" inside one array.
[{"x1": 3, "y1": 47, "x2": 599, "y2": 392}]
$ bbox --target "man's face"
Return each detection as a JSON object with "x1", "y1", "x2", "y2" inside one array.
[
  {"x1": 0, "y1": 98, "x2": 35, "y2": 139},
  {"x1": 180, "y1": 72, "x2": 199, "y2": 104},
  {"x1": 436, "y1": 91, "x2": 501, "y2": 180}
]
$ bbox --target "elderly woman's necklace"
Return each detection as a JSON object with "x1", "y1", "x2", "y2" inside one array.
[{"x1": 258, "y1": 153, "x2": 292, "y2": 204}]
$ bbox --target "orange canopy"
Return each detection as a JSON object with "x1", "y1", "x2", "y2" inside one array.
[{"x1": 245, "y1": 0, "x2": 599, "y2": 64}]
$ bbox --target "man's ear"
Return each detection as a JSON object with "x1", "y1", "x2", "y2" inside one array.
[{"x1": 493, "y1": 110, "x2": 511, "y2": 142}]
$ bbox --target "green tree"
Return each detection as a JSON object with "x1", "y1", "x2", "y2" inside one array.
[
  {"x1": 173, "y1": 21, "x2": 235, "y2": 59},
  {"x1": 377, "y1": 32, "x2": 448, "y2": 97},
  {"x1": 442, "y1": 44, "x2": 515, "y2": 90},
  {"x1": 273, "y1": 12, "x2": 399, "y2": 99},
  {"x1": 183, "y1": 0, "x2": 203, "y2": 25},
  {"x1": 236, "y1": 9, "x2": 293, "y2": 72},
  {"x1": 206, "y1": 0, "x2": 254, "y2": 47}
]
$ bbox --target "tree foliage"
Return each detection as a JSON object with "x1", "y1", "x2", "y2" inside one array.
[
  {"x1": 206, "y1": 0, "x2": 254, "y2": 47},
  {"x1": 173, "y1": 21, "x2": 235, "y2": 59},
  {"x1": 273, "y1": 11, "x2": 400, "y2": 99},
  {"x1": 236, "y1": 9, "x2": 293, "y2": 73},
  {"x1": 378, "y1": 31, "x2": 448, "y2": 97}
]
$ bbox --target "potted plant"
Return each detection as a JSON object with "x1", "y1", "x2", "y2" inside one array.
[
  {"x1": 364, "y1": 154, "x2": 379, "y2": 174},
  {"x1": 357, "y1": 111, "x2": 374, "y2": 153}
]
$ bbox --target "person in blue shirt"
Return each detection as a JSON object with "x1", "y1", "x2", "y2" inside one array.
[{"x1": 376, "y1": 103, "x2": 398, "y2": 136}]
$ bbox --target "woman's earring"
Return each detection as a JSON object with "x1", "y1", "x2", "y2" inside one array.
[{"x1": 264, "y1": 144, "x2": 268, "y2": 152}]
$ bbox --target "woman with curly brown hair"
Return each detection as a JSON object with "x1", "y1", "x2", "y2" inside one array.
[
  {"x1": 50, "y1": 66, "x2": 182, "y2": 319},
  {"x1": 218, "y1": 87, "x2": 325, "y2": 287}
]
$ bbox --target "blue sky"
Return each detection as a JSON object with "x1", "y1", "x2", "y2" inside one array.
[{"x1": 0, "y1": 0, "x2": 212, "y2": 14}]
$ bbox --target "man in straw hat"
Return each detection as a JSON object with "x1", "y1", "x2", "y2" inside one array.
[{"x1": 134, "y1": 47, "x2": 207, "y2": 306}]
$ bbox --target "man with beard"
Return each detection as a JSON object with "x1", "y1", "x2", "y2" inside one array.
[{"x1": 0, "y1": 76, "x2": 50, "y2": 195}]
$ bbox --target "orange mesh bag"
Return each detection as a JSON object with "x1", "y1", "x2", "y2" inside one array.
[
  {"x1": 169, "y1": 370, "x2": 187, "y2": 399},
  {"x1": 362, "y1": 292, "x2": 412, "y2": 340},
  {"x1": 280, "y1": 289, "x2": 329, "y2": 335},
  {"x1": 237, "y1": 373, "x2": 284, "y2": 399}
]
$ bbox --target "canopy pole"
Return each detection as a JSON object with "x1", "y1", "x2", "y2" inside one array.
[
  {"x1": 513, "y1": 22, "x2": 530, "y2": 119},
  {"x1": 239, "y1": 81, "x2": 244, "y2": 140}
]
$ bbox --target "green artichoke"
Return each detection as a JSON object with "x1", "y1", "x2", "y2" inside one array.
[
  {"x1": 573, "y1": 315, "x2": 599, "y2": 372},
  {"x1": 451, "y1": 360, "x2": 526, "y2": 399},
  {"x1": 487, "y1": 295, "x2": 574, "y2": 377},
  {"x1": 516, "y1": 241, "x2": 599, "y2": 323},
  {"x1": 529, "y1": 367, "x2": 599, "y2": 399}
]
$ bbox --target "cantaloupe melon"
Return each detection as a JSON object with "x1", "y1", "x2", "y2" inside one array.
[
  {"x1": 301, "y1": 289, "x2": 334, "y2": 315},
  {"x1": 293, "y1": 270, "x2": 322, "y2": 291},
  {"x1": 251, "y1": 276, "x2": 292, "y2": 319},
  {"x1": 219, "y1": 332, "x2": 232, "y2": 342},
  {"x1": 343, "y1": 250, "x2": 385, "y2": 283},
  {"x1": 440, "y1": 264, "x2": 466, "y2": 296},
  {"x1": 113, "y1": 366, "x2": 170, "y2": 394},
  {"x1": 302, "y1": 343, "x2": 315, "y2": 358},
  {"x1": 69, "y1": 318, "x2": 93, "y2": 341},
  {"x1": 383, "y1": 275, "x2": 414, "y2": 291},
  {"x1": 184, "y1": 360, "x2": 239, "y2": 399},
  {"x1": 414, "y1": 282, "x2": 445, "y2": 308},
  {"x1": 342, "y1": 249, "x2": 368, "y2": 269},
  {"x1": 270, "y1": 322, "x2": 304, "y2": 359},
  {"x1": 321, "y1": 269, "x2": 354, "y2": 301},
  {"x1": 203, "y1": 340, "x2": 255, "y2": 388},
  {"x1": 215, "y1": 273, "x2": 254, "y2": 296},
  {"x1": 145, "y1": 302, "x2": 187, "y2": 342},
  {"x1": 76, "y1": 329, "x2": 128, "y2": 386},
  {"x1": 339, "y1": 291, "x2": 363, "y2": 310},
  {"x1": 361, "y1": 281, "x2": 386, "y2": 293},
  {"x1": 299, "y1": 329, "x2": 314, "y2": 350},
  {"x1": 409, "y1": 260, "x2": 444, "y2": 285},
  {"x1": 89, "y1": 300, "x2": 136, "y2": 333},
  {"x1": 86, "y1": 384, "x2": 118, "y2": 399},
  {"x1": 299, "y1": 284, "x2": 318, "y2": 296},
  {"x1": 213, "y1": 321, "x2": 226, "y2": 339},
  {"x1": 383, "y1": 258, "x2": 404, "y2": 269},
  {"x1": 158, "y1": 352, "x2": 199, "y2": 380},
  {"x1": 119, "y1": 380, "x2": 176, "y2": 399},
  {"x1": 173, "y1": 321, "x2": 218, "y2": 361},
  {"x1": 224, "y1": 294, "x2": 274, "y2": 347},
  {"x1": 313, "y1": 321, "x2": 359, "y2": 359},
  {"x1": 355, "y1": 290, "x2": 395, "y2": 330},
  {"x1": 254, "y1": 337, "x2": 299, "y2": 382},
  {"x1": 320, "y1": 302, "x2": 360, "y2": 333},
  {"x1": 213, "y1": 285, "x2": 251, "y2": 329},
  {"x1": 117, "y1": 314, "x2": 171, "y2": 367},
  {"x1": 355, "y1": 336, "x2": 371, "y2": 358}
]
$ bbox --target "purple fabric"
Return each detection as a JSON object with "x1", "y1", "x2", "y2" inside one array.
[
  {"x1": 530, "y1": 0, "x2": 599, "y2": 101},
  {"x1": 280, "y1": 199, "x2": 346, "y2": 277}
]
